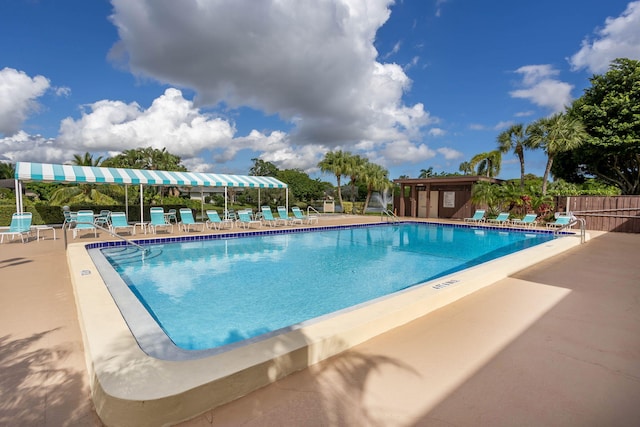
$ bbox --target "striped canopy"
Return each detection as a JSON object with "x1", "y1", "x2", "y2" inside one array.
[{"x1": 14, "y1": 162, "x2": 287, "y2": 189}]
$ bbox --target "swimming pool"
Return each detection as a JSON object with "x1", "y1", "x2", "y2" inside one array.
[
  {"x1": 72, "y1": 219, "x2": 581, "y2": 426},
  {"x1": 93, "y1": 222, "x2": 554, "y2": 357}
]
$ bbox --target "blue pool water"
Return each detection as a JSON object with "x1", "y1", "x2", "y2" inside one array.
[{"x1": 100, "y1": 223, "x2": 554, "y2": 351}]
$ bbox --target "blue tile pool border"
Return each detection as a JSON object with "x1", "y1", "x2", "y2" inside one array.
[{"x1": 84, "y1": 220, "x2": 571, "y2": 250}]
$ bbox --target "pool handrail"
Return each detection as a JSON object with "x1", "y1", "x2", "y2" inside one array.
[{"x1": 63, "y1": 220, "x2": 148, "y2": 253}]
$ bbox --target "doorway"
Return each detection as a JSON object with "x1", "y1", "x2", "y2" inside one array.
[{"x1": 428, "y1": 190, "x2": 439, "y2": 218}]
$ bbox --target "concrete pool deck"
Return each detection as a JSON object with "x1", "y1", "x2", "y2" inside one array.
[{"x1": 1, "y1": 216, "x2": 639, "y2": 426}]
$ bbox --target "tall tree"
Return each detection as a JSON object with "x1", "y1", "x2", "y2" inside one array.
[
  {"x1": 249, "y1": 158, "x2": 279, "y2": 176},
  {"x1": 469, "y1": 150, "x2": 502, "y2": 177},
  {"x1": 344, "y1": 154, "x2": 366, "y2": 203},
  {"x1": 418, "y1": 167, "x2": 434, "y2": 178},
  {"x1": 102, "y1": 147, "x2": 186, "y2": 171},
  {"x1": 497, "y1": 124, "x2": 529, "y2": 190},
  {"x1": 0, "y1": 162, "x2": 15, "y2": 179},
  {"x1": 361, "y1": 162, "x2": 390, "y2": 213},
  {"x1": 555, "y1": 58, "x2": 640, "y2": 194},
  {"x1": 318, "y1": 150, "x2": 349, "y2": 206},
  {"x1": 528, "y1": 112, "x2": 588, "y2": 195},
  {"x1": 72, "y1": 152, "x2": 103, "y2": 166},
  {"x1": 458, "y1": 161, "x2": 474, "y2": 175}
]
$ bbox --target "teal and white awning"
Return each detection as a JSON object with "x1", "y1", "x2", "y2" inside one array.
[{"x1": 14, "y1": 162, "x2": 287, "y2": 188}]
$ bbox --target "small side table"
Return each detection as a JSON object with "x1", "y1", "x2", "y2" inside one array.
[{"x1": 33, "y1": 225, "x2": 57, "y2": 240}]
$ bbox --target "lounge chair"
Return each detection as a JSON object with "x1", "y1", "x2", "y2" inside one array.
[
  {"x1": 179, "y1": 208, "x2": 205, "y2": 232},
  {"x1": 109, "y1": 212, "x2": 135, "y2": 235},
  {"x1": 487, "y1": 212, "x2": 510, "y2": 226},
  {"x1": 148, "y1": 207, "x2": 173, "y2": 234},
  {"x1": 237, "y1": 210, "x2": 261, "y2": 229},
  {"x1": 464, "y1": 209, "x2": 486, "y2": 224},
  {"x1": 277, "y1": 206, "x2": 301, "y2": 225},
  {"x1": 205, "y1": 210, "x2": 233, "y2": 230},
  {"x1": 546, "y1": 215, "x2": 573, "y2": 229},
  {"x1": 291, "y1": 206, "x2": 319, "y2": 225},
  {"x1": 73, "y1": 210, "x2": 97, "y2": 239},
  {"x1": 0, "y1": 212, "x2": 33, "y2": 243},
  {"x1": 510, "y1": 213, "x2": 538, "y2": 228},
  {"x1": 261, "y1": 206, "x2": 279, "y2": 227}
]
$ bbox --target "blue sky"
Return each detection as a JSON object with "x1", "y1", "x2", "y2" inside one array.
[{"x1": 1, "y1": 0, "x2": 639, "y2": 183}]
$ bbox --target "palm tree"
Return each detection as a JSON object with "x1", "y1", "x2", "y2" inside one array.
[
  {"x1": 0, "y1": 162, "x2": 15, "y2": 179},
  {"x1": 527, "y1": 113, "x2": 588, "y2": 195},
  {"x1": 458, "y1": 161, "x2": 473, "y2": 175},
  {"x1": 344, "y1": 154, "x2": 366, "y2": 204},
  {"x1": 418, "y1": 167, "x2": 434, "y2": 178},
  {"x1": 361, "y1": 162, "x2": 390, "y2": 213},
  {"x1": 497, "y1": 124, "x2": 530, "y2": 190},
  {"x1": 72, "y1": 152, "x2": 103, "y2": 166},
  {"x1": 469, "y1": 150, "x2": 502, "y2": 177},
  {"x1": 318, "y1": 150, "x2": 349, "y2": 207}
]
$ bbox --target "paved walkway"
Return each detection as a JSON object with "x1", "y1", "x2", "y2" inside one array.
[{"x1": 1, "y1": 221, "x2": 639, "y2": 426}]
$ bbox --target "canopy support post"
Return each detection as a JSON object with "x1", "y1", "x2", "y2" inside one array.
[
  {"x1": 140, "y1": 184, "x2": 144, "y2": 223},
  {"x1": 224, "y1": 187, "x2": 228, "y2": 220}
]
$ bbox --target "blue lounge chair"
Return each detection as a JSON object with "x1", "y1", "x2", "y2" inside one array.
[
  {"x1": 546, "y1": 215, "x2": 572, "y2": 229},
  {"x1": 510, "y1": 213, "x2": 538, "y2": 228},
  {"x1": 73, "y1": 210, "x2": 97, "y2": 239},
  {"x1": 487, "y1": 212, "x2": 510, "y2": 226},
  {"x1": 277, "y1": 206, "x2": 301, "y2": 225},
  {"x1": 148, "y1": 207, "x2": 173, "y2": 234},
  {"x1": 205, "y1": 210, "x2": 233, "y2": 230},
  {"x1": 237, "y1": 210, "x2": 261, "y2": 229},
  {"x1": 0, "y1": 212, "x2": 33, "y2": 243},
  {"x1": 261, "y1": 206, "x2": 279, "y2": 227},
  {"x1": 109, "y1": 212, "x2": 135, "y2": 235},
  {"x1": 291, "y1": 206, "x2": 318, "y2": 225},
  {"x1": 464, "y1": 209, "x2": 486, "y2": 224},
  {"x1": 179, "y1": 208, "x2": 205, "y2": 232}
]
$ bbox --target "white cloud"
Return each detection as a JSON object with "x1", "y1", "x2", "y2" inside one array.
[
  {"x1": 57, "y1": 88, "x2": 236, "y2": 158},
  {"x1": 0, "y1": 68, "x2": 50, "y2": 136},
  {"x1": 371, "y1": 139, "x2": 436, "y2": 166},
  {"x1": 436, "y1": 147, "x2": 462, "y2": 160},
  {"x1": 428, "y1": 128, "x2": 446, "y2": 137},
  {"x1": 510, "y1": 65, "x2": 573, "y2": 113},
  {"x1": 493, "y1": 121, "x2": 514, "y2": 130},
  {"x1": 0, "y1": 131, "x2": 68, "y2": 164},
  {"x1": 108, "y1": 0, "x2": 432, "y2": 150},
  {"x1": 570, "y1": 1, "x2": 640, "y2": 73}
]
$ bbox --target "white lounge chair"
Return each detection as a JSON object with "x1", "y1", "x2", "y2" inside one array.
[
  {"x1": 179, "y1": 208, "x2": 205, "y2": 232},
  {"x1": 205, "y1": 210, "x2": 233, "y2": 230},
  {"x1": 73, "y1": 210, "x2": 97, "y2": 239},
  {"x1": 148, "y1": 207, "x2": 173, "y2": 234},
  {"x1": 464, "y1": 209, "x2": 486, "y2": 224},
  {"x1": 291, "y1": 206, "x2": 318, "y2": 225},
  {"x1": 109, "y1": 212, "x2": 135, "y2": 235},
  {"x1": 277, "y1": 206, "x2": 301, "y2": 225},
  {"x1": 237, "y1": 210, "x2": 261, "y2": 229}
]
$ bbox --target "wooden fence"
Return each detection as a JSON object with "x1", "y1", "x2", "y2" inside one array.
[{"x1": 555, "y1": 196, "x2": 640, "y2": 233}]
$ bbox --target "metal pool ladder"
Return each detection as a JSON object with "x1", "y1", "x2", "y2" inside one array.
[
  {"x1": 381, "y1": 209, "x2": 400, "y2": 223},
  {"x1": 553, "y1": 216, "x2": 586, "y2": 244}
]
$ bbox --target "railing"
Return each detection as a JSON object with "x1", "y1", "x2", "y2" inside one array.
[
  {"x1": 63, "y1": 221, "x2": 148, "y2": 253},
  {"x1": 381, "y1": 209, "x2": 400, "y2": 223},
  {"x1": 553, "y1": 217, "x2": 587, "y2": 244},
  {"x1": 307, "y1": 206, "x2": 321, "y2": 216}
]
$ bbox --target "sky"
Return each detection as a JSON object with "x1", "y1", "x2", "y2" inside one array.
[{"x1": 1, "y1": 0, "x2": 640, "y2": 183}]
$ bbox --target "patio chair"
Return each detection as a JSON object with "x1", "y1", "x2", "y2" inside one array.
[
  {"x1": 166, "y1": 208, "x2": 178, "y2": 224},
  {"x1": 109, "y1": 212, "x2": 135, "y2": 235},
  {"x1": 510, "y1": 213, "x2": 538, "y2": 228},
  {"x1": 546, "y1": 215, "x2": 573, "y2": 229},
  {"x1": 260, "y1": 206, "x2": 279, "y2": 227},
  {"x1": 94, "y1": 210, "x2": 111, "y2": 228},
  {"x1": 63, "y1": 210, "x2": 77, "y2": 227},
  {"x1": 0, "y1": 212, "x2": 33, "y2": 243},
  {"x1": 291, "y1": 206, "x2": 318, "y2": 225},
  {"x1": 487, "y1": 212, "x2": 510, "y2": 226},
  {"x1": 205, "y1": 210, "x2": 233, "y2": 230},
  {"x1": 73, "y1": 210, "x2": 97, "y2": 239},
  {"x1": 277, "y1": 206, "x2": 301, "y2": 225},
  {"x1": 179, "y1": 208, "x2": 205, "y2": 232},
  {"x1": 148, "y1": 207, "x2": 173, "y2": 234},
  {"x1": 237, "y1": 210, "x2": 261, "y2": 229},
  {"x1": 464, "y1": 209, "x2": 486, "y2": 224}
]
